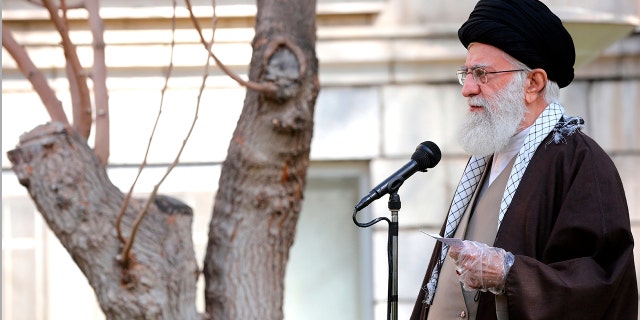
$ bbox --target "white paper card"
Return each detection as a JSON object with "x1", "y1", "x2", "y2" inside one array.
[{"x1": 421, "y1": 231, "x2": 464, "y2": 248}]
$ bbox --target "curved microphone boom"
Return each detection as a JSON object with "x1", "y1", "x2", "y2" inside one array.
[{"x1": 355, "y1": 141, "x2": 441, "y2": 211}]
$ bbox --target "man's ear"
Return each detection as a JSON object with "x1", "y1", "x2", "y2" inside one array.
[{"x1": 525, "y1": 69, "x2": 548, "y2": 104}]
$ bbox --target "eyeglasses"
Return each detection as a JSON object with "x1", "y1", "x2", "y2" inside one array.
[{"x1": 456, "y1": 67, "x2": 525, "y2": 85}]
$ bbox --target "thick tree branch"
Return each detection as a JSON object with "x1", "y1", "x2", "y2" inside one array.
[
  {"x1": 203, "y1": 0, "x2": 319, "y2": 317},
  {"x1": 2, "y1": 23, "x2": 70, "y2": 126},
  {"x1": 7, "y1": 122, "x2": 201, "y2": 320},
  {"x1": 42, "y1": 0, "x2": 93, "y2": 140},
  {"x1": 86, "y1": 0, "x2": 110, "y2": 165}
]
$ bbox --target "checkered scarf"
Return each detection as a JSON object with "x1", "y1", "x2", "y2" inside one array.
[{"x1": 424, "y1": 102, "x2": 581, "y2": 305}]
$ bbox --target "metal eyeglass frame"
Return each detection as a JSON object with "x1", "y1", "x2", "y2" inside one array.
[{"x1": 456, "y1": 67, "x2": 525, "y2": 85}]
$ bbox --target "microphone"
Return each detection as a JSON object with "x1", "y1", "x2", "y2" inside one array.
[{"x1": 354, "y1": 141, "x2": 441, "y2": 211}]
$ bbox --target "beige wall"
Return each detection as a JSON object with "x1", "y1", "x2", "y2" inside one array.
[{"x1": 2, "y1": 1, "x2": 639, "y2": 319}]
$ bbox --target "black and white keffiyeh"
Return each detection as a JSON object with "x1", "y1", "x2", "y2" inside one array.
[{"x1": 424, "y1": 102, "x2": 583, "y2": 305}]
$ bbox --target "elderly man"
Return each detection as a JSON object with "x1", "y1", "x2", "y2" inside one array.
[{"x1": 410, "y1": 0, "x2": 638, "y2": 319}]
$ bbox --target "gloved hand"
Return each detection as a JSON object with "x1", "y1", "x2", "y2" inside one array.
[{"x1": 448, "y1": 240, "x2": 515, "y2": 295}]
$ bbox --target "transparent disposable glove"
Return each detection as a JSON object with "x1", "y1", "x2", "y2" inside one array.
[{"x1": 448, "y1": 240, "x2": 515, "y2": 295}]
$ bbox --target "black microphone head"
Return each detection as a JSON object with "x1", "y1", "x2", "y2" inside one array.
[{"x1": 412, "y1": 141, "x2": 441, "y2": 170}]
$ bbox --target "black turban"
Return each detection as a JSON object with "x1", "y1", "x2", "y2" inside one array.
[{"x1": 458, "y1": 0, "x2": 575, "y2": 88}]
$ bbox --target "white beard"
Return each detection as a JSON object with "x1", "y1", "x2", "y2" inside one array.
[{"x1": 457, "y1": 78, "x2": 528, "y2": 157}]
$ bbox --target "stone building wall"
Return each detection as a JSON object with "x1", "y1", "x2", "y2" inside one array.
[{"x1": 2, "y1": 1, "x2": 638, "y2": 319}]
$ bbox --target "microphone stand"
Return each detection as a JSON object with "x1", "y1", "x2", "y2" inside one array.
[
  {"x1": 353, "y1": 141, "x2": 440, "y2": 319},
  {"x1": 388, "y1": 192, "x2": 400, "y2": 320},
  {"x1": 353, "y1": 180, "x2": 403, "y2": 320}
]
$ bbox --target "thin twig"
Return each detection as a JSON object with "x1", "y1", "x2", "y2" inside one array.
[
  {"x1": 183, "y1": 0, "x2": 277, "y2": 94},
  {"x1": 116, "y1": 0, "x2": 179, "y2": 265},
  {"x1": 118, "y1": 0, "x2": 226, "y2": 266}
]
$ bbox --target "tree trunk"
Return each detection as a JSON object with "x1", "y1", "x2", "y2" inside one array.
[
  {"x1": 203, "y1": 0, "x2": 319, "y2": 319},
  {"x1": 7, "y1": 122, "x2": 201, "y2": 320}
]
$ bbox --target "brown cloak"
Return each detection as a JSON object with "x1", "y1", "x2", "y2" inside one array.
[{"x1": 410, "y1": 130, "x2": 638, "y2": 320}]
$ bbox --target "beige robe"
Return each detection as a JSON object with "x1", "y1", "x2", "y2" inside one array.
[{"x1": 428, "y1": 156, "x2": 515, "y2": 319}]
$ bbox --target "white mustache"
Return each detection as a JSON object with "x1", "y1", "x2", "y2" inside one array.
[{"x1": 468, "y1": 97, "x2": 489, "y2": 109}]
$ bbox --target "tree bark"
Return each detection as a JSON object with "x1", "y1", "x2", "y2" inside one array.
[
  {"x1": 203, "y1": 0, "x2": 319, "y2": 319},
  {"x1": 7, "y1": 122, "x2": 201, "y2": 320}
]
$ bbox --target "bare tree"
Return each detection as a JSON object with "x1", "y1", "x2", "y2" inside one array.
[
  {"x1": 203, "y1": 0, "x2": 319, "y2": 317},
  {"x1": 4, "y1": 0, "x2": 319, "y2": 319}
]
